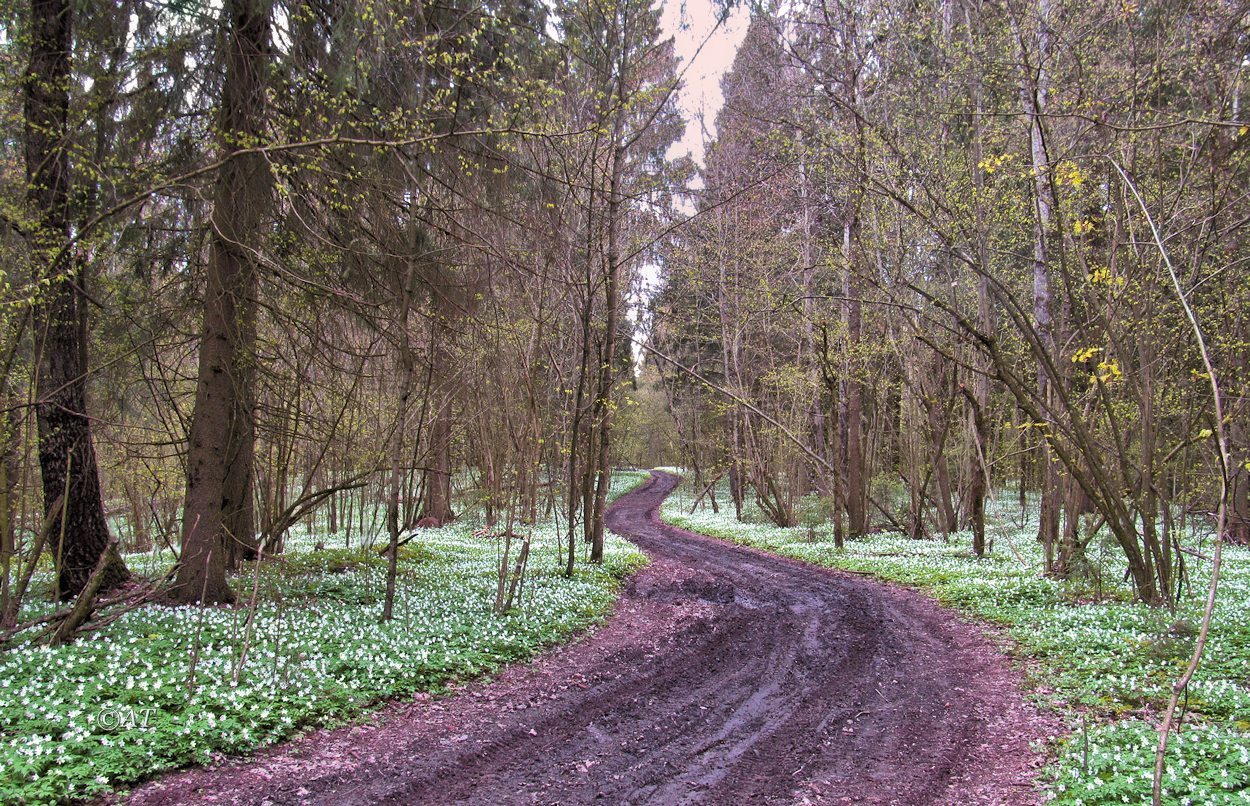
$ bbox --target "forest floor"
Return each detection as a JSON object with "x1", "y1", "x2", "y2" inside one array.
[{"x1": 122, "y1": 472, "x2": 1055, "y2": 805}]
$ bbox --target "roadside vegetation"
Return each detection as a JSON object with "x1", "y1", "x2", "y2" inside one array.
[
  {"x1": 2, "y1": 0, "x2": 1248, "y2": 802},
  {"x1": 660, "y1": 476, "x2": 1250, "y2": 805},
  {"x1": 0, "y1": 473, "x2": 649, "y2": 803}
]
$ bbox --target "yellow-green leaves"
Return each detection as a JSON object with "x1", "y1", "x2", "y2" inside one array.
[{"x1": 1072, "y1": 345, "x2": 1102, "y2": 364}]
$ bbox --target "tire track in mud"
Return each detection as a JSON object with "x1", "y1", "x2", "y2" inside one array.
[{"x1": 125, "y1": 471, "x2": 1054, "y2": 806}]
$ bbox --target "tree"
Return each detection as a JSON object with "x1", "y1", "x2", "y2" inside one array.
[
  {"x1": 555, "y1": 0, "x2": 682, "y2": 567},
  {"x1": 24, "y1": 0, "x2": 129, "y2": 599},
  {"x1": 653, "y1": 0, "x2": 1249, "y2": 610},
  {"x1": 174, "y1": 0, "x2": 275, "y2": 604}
]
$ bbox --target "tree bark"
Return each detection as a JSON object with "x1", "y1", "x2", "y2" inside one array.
[
  {"x1": 1231, "y1": 424, "x2": 1250, "y2": 545},
  {"x1": 419, "y1": 270, "x2": 456, "y2": 526},
  {"x1": 962, "y1": 0, "x2": 994, "y2": 552},
  {"x1": 383, "y1": 252, "x2": 420, "y2": 622},
  {"x1": 25, "y1": 0, "x2": 129, "y2": 600},
  {"x1": 839, "y1": 42, "x2": 870, "y2": 537},
  {"x1": 841, "y1": 217, "x2": 868, "y2": 535},
  {"x1": 960, "y1": 384, "x2": 988, "y2": 557},
  {"x1": 587, "y1": 140, "x2": 626, "y2": 564},
  {"x1": 1229, "y1": 345, "x2": 1249, "y2": 544},
  {"x1": 927, "y1": 397, "x2": 958, "y2": 538},
  {"x1": 174, "y1": 0, "x2": 273, "y2": 604},
  {"x1": 1015, "y1": 0, "x2": 1062, "y2": 565}
]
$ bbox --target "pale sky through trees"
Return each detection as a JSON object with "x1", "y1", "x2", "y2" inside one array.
[
  {"x1": 633, "y1": 0, "x2": 747, "y2": 301},
  {"x1": 661, "y1": 0, "x2": 749, "y2": 167}
]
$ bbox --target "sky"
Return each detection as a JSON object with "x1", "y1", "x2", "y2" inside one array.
[
  {"x1": 630, "y1": 2, "x2": 747, "y2": 337},
  {"x1": 660, "y1": 0, "x2": 751, "y2": 166}
]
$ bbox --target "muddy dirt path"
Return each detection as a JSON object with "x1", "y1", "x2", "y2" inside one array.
[{"x1": 125, "y1": 472, "x2": 1054, "y2": 805}]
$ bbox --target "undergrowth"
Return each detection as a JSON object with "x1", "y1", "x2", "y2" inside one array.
[{"x1": 0, "y1": 471, "x2": 650, "y2": 803}]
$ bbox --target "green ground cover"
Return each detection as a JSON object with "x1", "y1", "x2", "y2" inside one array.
[
  {"x1": 659, "y1": 476, "x2": 1250, "y2": 805},
  {"x1": 0, "y1": 471, "x2": 650, "y2": 803}
]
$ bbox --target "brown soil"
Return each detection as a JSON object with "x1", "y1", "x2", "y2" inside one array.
[{"x1": 121, "y1": 472, "x2": 1058, "y2": 805}]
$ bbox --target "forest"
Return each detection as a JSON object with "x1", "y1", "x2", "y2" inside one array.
[{"x1": 0, "y1": 0, "x2": 1247, "y2": 803}]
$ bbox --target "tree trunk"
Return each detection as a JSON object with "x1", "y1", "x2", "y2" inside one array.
[
  {"x1": 923, "y1": 383, "x2": 959, "y2": 538},
  {"x1": 0, "y1": 437, "x2": 18, "y2": 624},
  {"x1": 123, "y1": 480, "x2": 152, "y2": 553},
  {"x1": 565, "y1": 298, "x2": 592, "y2": 577},
  {"x1": 962, "y1": 4, "x2": 994, "y2": 552},
  {"x1": 587, "y1": 140, "x2": 627, "y2": 564},
  {"x1": 25, "y1": 0, "x2": 129, "y2": 600},
  {"x1": 421, "y1": 406, "x2": 454, "y2": 526},
  {"x1": 221, "y1": 382, "x2": 259, "y2": 568},
  {"x1": 841, "y1": 218, "x2": 868, "y2": 536},
  {"x1": 1016, "y1": 0, "x2": 1062, "y2": 566},
  {"x1": 1231, "y1": 429, "x2": 1250, "y2": 545},
  {"x1": 420, "y1": 277, "x2": 455, "y2": 526},
  {"x1": 839, "y1": 60, "x2": 870, "y2": 536},
  {"x1": 961, "y1": 384, "x2": 989, "y2": 557},
  {"x1": 1229, "y1": 348, "x2": 1249, "y2": 544},
  {"x1": 174, "y1": 0, "x2": 273, "y2": 604},
  {"x1": 383, "y1": 256, "x2": 419, "y2": 622}
]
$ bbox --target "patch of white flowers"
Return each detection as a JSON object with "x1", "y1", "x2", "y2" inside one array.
[
  {"x1": 1053, "y1": 721, "x2": 1250, "y2": 803},
  {"x1": 0, "y1": 472, "x2": 650, "y2": 802}
]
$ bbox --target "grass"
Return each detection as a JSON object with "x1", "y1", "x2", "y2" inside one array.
[
  {"x1": 0, "y1": 471, "x2": 651, "y2": 804},
  {"x1": 659, "y1": 476, "x2": 1250, "y2": 805}
]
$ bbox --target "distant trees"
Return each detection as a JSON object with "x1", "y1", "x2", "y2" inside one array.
[
  {"x1": 553, "y1": 0, "x2": 683, "y2": 569},
  {"x1": 656, "y1": 16, "x2": 811, "y2": 529},
  {"x1": 2, "y1": 0, "x2": 1244, "y2": 620},
  {"x1": 0, "y1": 0, "x2": 687, "y2": 618},
  {"x1": 655, "y1": 0, "x2": 1250, "y2": 605}
]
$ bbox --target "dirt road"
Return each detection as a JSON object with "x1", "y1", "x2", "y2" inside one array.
[{"x1": 126, "y1": 472, "x2": 1053, "y2": 805}]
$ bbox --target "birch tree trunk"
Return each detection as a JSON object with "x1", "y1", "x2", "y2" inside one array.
[{"x1": 1016, "y1": 0, "x2": 1062, "y2": 567}]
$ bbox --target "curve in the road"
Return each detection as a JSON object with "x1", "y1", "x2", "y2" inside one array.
[{"x1": 125, "y1": 471, "x2": 1051, "y2": 806}]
